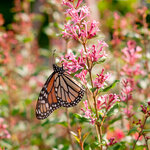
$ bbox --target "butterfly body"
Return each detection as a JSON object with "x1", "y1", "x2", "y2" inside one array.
[{"x1": 36, "y1": 64, "x2": 84, "y2": 120}]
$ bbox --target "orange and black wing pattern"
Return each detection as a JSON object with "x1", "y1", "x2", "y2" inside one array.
[
  {"x1": 36, "y1": 64, "x2": 85, "y2": 120},
  {"x1": 55, "y1": 72, "x2": 84, "y2": 107},
  {"x1": 36, "y1": 72, "x2": 61, "y2": 120}
]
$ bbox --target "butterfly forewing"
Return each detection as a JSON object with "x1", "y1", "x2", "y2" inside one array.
[{"x1": 36, "y1": 72, "x2": 61, "y2": 120}]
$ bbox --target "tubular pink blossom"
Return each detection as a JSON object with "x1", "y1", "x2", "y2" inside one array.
[
  {"x1": 81, "y1": 100, "x2": 95, "y2": 125},
  {"x1": 93, "y1": 69, "x2": 111, "y2": 89},
  {"x1": 62, "y1": 0, "x2": 74, "y2": 8},
  {"x1": 76, "y1": 0, "x2": 83, "y2": 8},
  {"x1": 97, "y1": 94, "x2": 119, "y2": 111},
  {"x1": 75, "y1": 70, "x2": 87, "y2": 84},
  {"x1": 86, "y1": 40, "x2": 108, "y2": 63}
]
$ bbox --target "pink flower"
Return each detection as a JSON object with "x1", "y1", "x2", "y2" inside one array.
[
  {"x1": 62, "y1": 0, "x2": 74, "y2": 9},
  {"x1": 86, "y1": 40, "x2": 107, "y2": 63},
  {"x1": 93, "y1": 69, "x2": 111, "y2": 89},
  {"x1": 61, "y1": 51, "x2": 86, "y2": 73},
  {"x1": 114, "y1": 12, "x2": 120, "y2": 20},
  {"x1": 107, "y1": 137, "x2": 117, "y2": 146},
  {"x1": 133, "y1": 132, "x2": 143, "y2": 141},
  {"x1": 141, "y1": 105, "x2": 148, "y2": 114},
  {"x1": 127, "y1": 40, "x2": 136, "y2": 49},
  {"x1": 97, "y1": 94, "x2": 119, "y2": 111},
  {"x1": 115, "y1": 129, "x2": 125, "y2": 140},
  {"x1": 81, "y1": 100, "x2": 91, "y2": 118},
  {"x1": 120, "y1": 79, "x2": 133, "y2": 102},
  {"x1": 66, "y1": 6, "x2": 90, "y2": 23},
  {"x1": 87, "y1": 20, "x2": 100, "y2": 39},
  {"x1": 0, "y1": 118, "x2": 11, "y2": 140},
  {"x1": 122, "y1": 41, "x2": 142, "y2": 65},
  {"x1": 76, "y1": 0, "x2": 83, "y2": 8},
  {"x1": 62, "y1": 2, "x2": 100, "y2": 41},
  {"x1": 107, "y1": 129, "x2": 125, "y2": 142},
  {"x1": 123, "y1": 105, "x2": 134, "y2": 118},
  {"x1": 75, "y1": 70, "x2": 87, "y2": 84},
  {"x1": 81, "y1": 100, "x2": 95, "y2": 125}
]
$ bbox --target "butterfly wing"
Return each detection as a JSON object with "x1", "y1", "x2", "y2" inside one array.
[
  {"x1": 54, "y1": 72, "x2": 85, "y2": 107},
  {"x1": 36, "y1": 72, "x2": 61, "y2": 120}
]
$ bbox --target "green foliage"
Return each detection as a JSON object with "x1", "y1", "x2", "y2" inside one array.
[
  {"x1": 73, "y1": 113, "x2": 90, "y2": 123},
  {"x1": 107, "y1": 142, "x2": 126, "y2": 150},
  {"x1": 100, "y1": 80, "x2": 120, "y2": 93},
  {"x1": 107, "y1": 103, "x2": 120, "y2": 117}
]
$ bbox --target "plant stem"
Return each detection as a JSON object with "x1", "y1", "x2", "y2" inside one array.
[
  {"x1": 143, "y1": 133, "x2": 149, "y2": 150},
  {"x1": 82, "y1": 42, "x2": 103, "y2": 150},
  {"x1": 80, "y1": 141, "x2": 84, "y2": 150},
  {"x1": 66, "y1": 108, "x2": 75, "y2": 150},
  {"x1": 132, "y1": 115, "x2": 148, "y2": 150}
]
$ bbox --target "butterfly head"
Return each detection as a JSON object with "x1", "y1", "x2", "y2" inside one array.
[{"x1": 53, "y1": 64, "x2": 65, "y2": 74}]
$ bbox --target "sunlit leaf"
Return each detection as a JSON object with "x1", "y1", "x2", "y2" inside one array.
[
  {"x1": 108, "y1": 115, "x2": 122, "y2": 125},
  {"x1": 71, "y1": 131, "x2": 80, "y2": 143},
  {"x1": 143, "y1": 129, "x2": 150, "y2": 133},
  {"x1": 73, "y1": 114, "x2": 90, "y2": 123},
  {"x1": 101, "y1": 80, "x2": 120, "y2": 93},
  {"x1": 107, "y1": 103, "x2": 119, "y2": 117},
  {"x1": 58, "y1": 121, "x2": 68, "y2": 127},
  {"x1": 128, "y1": 127, "x2": 138, "y2": 135},
  {"x1": 90, "y1": 87, "x2": 97, "y2": 93}
]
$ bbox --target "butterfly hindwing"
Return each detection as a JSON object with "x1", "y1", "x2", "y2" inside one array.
[{"x1": 54, "y1": 72, "x2": 84, "y2": 108}]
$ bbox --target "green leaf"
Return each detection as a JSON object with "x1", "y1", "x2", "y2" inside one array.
[
  {"x1": 23, "y1": 36, "x2": 33, "y2": 43},
  {"x1": 66, "y1": 16, "x2": 71, "y2": 21},
  {"x1": 107, "y1": 141, "x2": 126, "y2": 150},
  {"x1": 12, "y1": 108, "x2": 20, "y2": 116},
  {"x1": 70, "y1": 131, "x2": 80, "y2": 143},
  {"x1": 24, "y1": 99, "x2": 32, "y2": 105},
  {"x1": 143, "y1": 129, "x2": 150, "y2": 133},
  {"x1": 108, "y1": 115, "x2": 122, "y2": 125},
  {"x1": 107, "y1": 103, "x2": 119, "y2": 117},
  {"x1": 90, "y1": 87, "x2": 97, "y2": 93},
  {"x1": 41, "y1": 119, "x2": 50, "y2": 126},
  {"x1": 93, "y1": 58, "x2": 106, "y2": 65},
  {"x1": 128, "y1": 127, "x2": 138, "y2": 135},
  {"x1": 58, "y1": 121, "x2": 68, "y2": 127},
  {"x1": 73, "y1": 114, "x2": 90, "y2": 123},
  {"x1": 101, "y1": 80, "x2": 120, "y2": 92},
  {"x1": 134, "y1": 145, "x2": 146, "y2": 150}
]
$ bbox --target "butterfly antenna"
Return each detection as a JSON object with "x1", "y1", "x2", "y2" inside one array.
[{"x1": 52, "y1": 49, "x2": 56, "y2": 64}]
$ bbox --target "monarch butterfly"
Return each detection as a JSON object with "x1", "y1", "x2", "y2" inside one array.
[{"x1": 36, "y1": 64, "x2": 85, "y2": 120}]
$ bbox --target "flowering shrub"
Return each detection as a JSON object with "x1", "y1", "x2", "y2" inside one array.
[{"x1": 0, "y1": 0, "x2": 150, "y2": 149}]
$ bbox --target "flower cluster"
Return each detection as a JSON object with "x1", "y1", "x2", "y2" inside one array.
[
  {"x1": 141, "y1": 102, "x2": 150, "y2": 116},
  {"x1": 107, "y1": 137, "x2": 117, "y2": 146},
  {"x1": 93, "y1": 68, "x2": 111, "y2": 89},
  {"x1": 62, "y1": 0, "x2": 99, "y2": 42},
  {"x1": 61, "y1": 41, "x2": 107, "y2": 83},
  {"x1": 120, "y1": 41, "x2": 144, "y2": 119},
  {"x1": 61, "y1": 51, "x2": 86, "y2": 73},
  {"x1": 81, "y1": 100, "x2": 95, "y2": 125},
  {"x1": 121, "y1": 40, "x2": 144, "y2": 77},
  {"x1": 97, "y1": 94, "x2": 119, "y2": 111},
  {"x1": 107, "y1": 128, "x2": 125, "y2": 145},
  {"x1": 120, "y1": 79, "x2": 133, "y2": 102},
  {"x1": 0, "y1": 118, "x2": 11, "y2": 140},
  {"x1": 86, "y1": 40, "x2": 108, "y2": 63}
]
